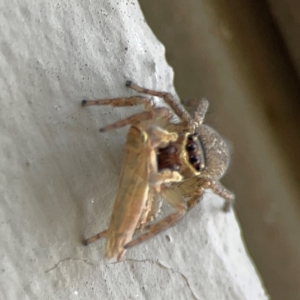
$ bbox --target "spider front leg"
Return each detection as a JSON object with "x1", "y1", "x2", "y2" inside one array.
[
  {"x1": 180, "y1": 98, "x2": 209, "y2": 126},
  {"x1": 83, "y1": 105, "x2": 172, "y2": 133},
  {"x1": 126, "y1": 81, "x2": 193, "y2": 129},
  {"x1": 82, "y1": 95, "x2": 154, "y2": 110},
  {"x1": 99, "y1": 108, "x2": 172, "y2": 132}
]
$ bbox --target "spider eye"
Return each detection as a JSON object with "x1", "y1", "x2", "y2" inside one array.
[
  {"x1": 189, "y1": 155, "x2": 202, "y2": 172},
  {"x1": 185, "y1": 134, "x2": 206, "y2": 172},
  {"x1": 195, "y1": 164, "x2": 201, "y2": 171},
  {"x1": 189, "y1": 156, "x2": 199, "y2": 164},
  {"x1": 186, "y1": 144, "x2": 196, "y2": 151},
  {"x1": 187, "y1": 134, "x2": 197, "y2": 141}
]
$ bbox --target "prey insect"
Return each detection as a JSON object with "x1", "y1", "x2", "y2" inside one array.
[{"x1": 82, "y1": 81, "x2": 234, "y2": 261}]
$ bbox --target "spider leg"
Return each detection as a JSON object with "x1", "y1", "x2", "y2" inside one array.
[
  {"x1": 176, "y1": 177, "x2": 234, "y2": 212},
  {"x1": 126, "y1": 81, "x2": 193, "y2": 127},
  {"x1": 82, "y1": 96, "x2": 154, "y2": 110},
  {"x1": 125, "y1": 186, "x2": 206, "y2": 249},
  {"x1": 82, "y1": 189, "x2": 157, "y2": 250},
  {"x1": 83, "y1": 193, "x2": 160, "y2": 248},
  {"x1": 179, "y1": 98, "x2": 209, "y2": 128},
  {"x1": 83, "y1": 229, "x2": 107, "y2": 246},
  {"x1": 83, "y1": 192, "x2": 160, "y2": 247},
  {"x1": 82, "y1": 183, "x2": 205, "y2": 248},
  {"x1": 209, "y1": 180, "x2": 235, "y2": 212},
  {"x1": 99, "y1": 107, "x2": 171, "y2": 132},
  {"x1": 193, "y1": 99, "x2": 209, "y2": 126}
]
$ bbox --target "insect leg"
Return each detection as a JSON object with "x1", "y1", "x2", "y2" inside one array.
[
  {"x1": 126, "y1": 81, "x2": 192, "y2": 126},
  {"x1": 147, "y1": 126, "x2": 178, "y2": 148},
  {"x1": 99, "y1": 107, "x2": 171, "y2": 132},
  {"x1": 137, "y1": 148, "x2": 184, "y2": 228},
  {"x1": 150, "y1": 170, "x2": 183, "y2": 186},
  {"x1": 83, "y1": 229, "x2": 107, "y2": 246},
  {"x1": 144, "y1": 194, "x2": 163, "y2": 224},
  {"x1": 82, "y1": 96, "x2": 154, "y2": 110},
  {"x1": 136, "y1": 188, "x2": 160, "y2": 230}
]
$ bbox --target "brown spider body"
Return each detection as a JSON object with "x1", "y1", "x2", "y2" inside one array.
[{"x1": 82, "y1": 81, "x2": 234, "y2": 260}]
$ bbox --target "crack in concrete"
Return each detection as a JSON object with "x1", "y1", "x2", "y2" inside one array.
[
  {"x1": 113, "y1": 258, "x2": 199, "y2": 300},
  {"x1": 45, "y1": 257, "x2": 97, "y2": 273},
  {"x1": 45, "y1": 257, "x2": 198, "y2": 299}
]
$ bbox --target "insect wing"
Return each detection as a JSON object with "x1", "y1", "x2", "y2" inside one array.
[{"x1": 105, "y1": 126, "x2": 152, "y2": 259}]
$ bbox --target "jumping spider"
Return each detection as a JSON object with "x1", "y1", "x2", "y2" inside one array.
[{"x1": 82, "y1": 81, "x2": 234, "y2": 261}]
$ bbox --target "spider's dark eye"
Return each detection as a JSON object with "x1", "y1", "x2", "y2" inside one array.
[
  {"x1": 194, "y1": 164, "x2": 201, "y2": 171},
  {"x1": 186, "y1": 134, "x2": 205, "y2": 172},
  {"x1": 186, "y1": 144, "x2": 196, "y2": 151},
  {"x1": 189, "y1": 156, "x2": 199, "y2": 164}
]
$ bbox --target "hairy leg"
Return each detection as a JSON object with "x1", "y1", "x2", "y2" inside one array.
[
  {"x1": 126, "y1": 81, "x2": 193, "y2": 129},
  {"x1": 82, "y1": 95, "x2": 154, "y2": 110},
  {"x1": 99, "y1": 107, "x2": 171, "y2": 132}
]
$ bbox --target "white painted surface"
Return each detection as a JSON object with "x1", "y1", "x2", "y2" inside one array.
[{"x1": 0, "y1": 1, "x2": 268, "y2": 299}]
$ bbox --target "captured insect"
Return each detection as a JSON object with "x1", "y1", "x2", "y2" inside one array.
[{"x1": 82, "y1": 81, "x2": 234, "y2": 261}]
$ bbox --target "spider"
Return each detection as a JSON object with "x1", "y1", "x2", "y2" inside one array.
[{"x1": 82, "y1": 81, "x2": 234, "y2": 261}]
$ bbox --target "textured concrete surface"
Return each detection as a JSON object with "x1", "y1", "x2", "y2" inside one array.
[{"x1": 0, "y1": 1, "x2": 268, "y2": 299}]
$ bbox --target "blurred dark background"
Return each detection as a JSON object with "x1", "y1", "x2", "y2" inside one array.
[{"x1": 139, "y1": 1, "x2": 300, "y2": 299}]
